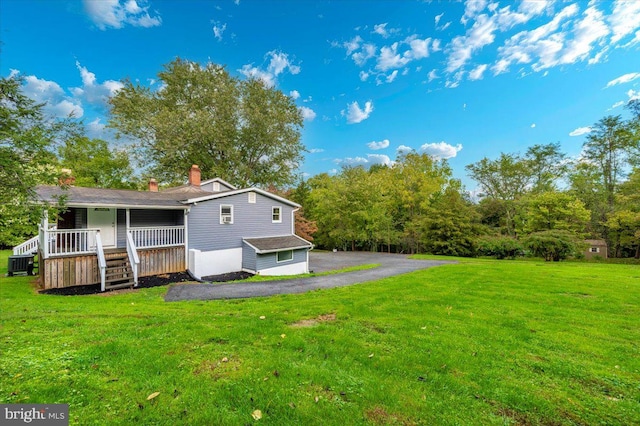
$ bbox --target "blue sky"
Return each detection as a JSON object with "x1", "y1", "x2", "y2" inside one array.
[{"x1": 2, "y1": 0, "x2": 640, "y2": 189}]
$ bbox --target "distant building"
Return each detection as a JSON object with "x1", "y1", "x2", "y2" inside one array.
[{"x1": 584, "y1": 239, "x2": 608, "y2": 259}]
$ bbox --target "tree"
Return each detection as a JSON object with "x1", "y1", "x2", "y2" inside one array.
[
  {"x1": 109, "y1": 58, "x2": 304, "y2": 188},
  {"x1": 525, "y1": 142, "x2": 567, "y2": 193},
  {"x1": 466, "y1": 153, "x2": 532, "y2": 236},
  {"x1": 582, "y1": 115, "x2": 634, "y2": 211},
  {"x1": 517, "y1": 191, "x2": 589, "y2": 236},
  {"x1": 0, "y1": 75, "x2": 75, "y2": 247},
  {"x1": 523, "y1": 230, "x2": 583, "y2": 262},
  {"x1": 58, "y1": 136, "x2": 138, "y2": 189}
]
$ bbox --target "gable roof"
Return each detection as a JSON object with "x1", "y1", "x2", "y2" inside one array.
[
  {"x1": 243, "y1": 235, "x2": 313, "y2": 253},
  {"x1": 199, "y1": 177, "x2": 237, "y2": 190},
  {"x1": 35, "y1": 185, "x2": 191, "y2": 209},
  {"x1": 183, "y1": 187, "x2": 300, "y2": 208}
]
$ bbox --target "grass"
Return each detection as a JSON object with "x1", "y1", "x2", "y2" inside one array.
[
  {"x1": 1, "y1": 250, "x2": 639, "y2": 425},
  {"x1": 239, "y1": 263, "x2": 380, "y2": 282}
]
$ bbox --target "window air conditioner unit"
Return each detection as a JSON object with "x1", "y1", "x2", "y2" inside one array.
[{"x1": 222, "y1": 216, "x2": 232, "y2": 224}]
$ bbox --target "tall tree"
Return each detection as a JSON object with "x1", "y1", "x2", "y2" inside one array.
[
  {"x1": 0, "y1": 76, "x2": 75, "y2": 246},
  {"x1": 58, "y1": 136, "x2": 138, "y2": 189},
  {"x1": 525, "y1": 142, "x2": 567, "y2": 193},
  {"x1": 582, "y1": 115, "x2": 634, "y2": 211},
  {"x1": 109, "y1": 58, "x2": 304, "y2": 188}
]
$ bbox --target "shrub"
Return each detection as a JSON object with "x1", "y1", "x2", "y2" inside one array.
[
  {"x1": 522, "y1": 230, "x2": 582, "y2": 261},
  {"x1": 477, "y1": 236, "x2": 523, "y2": 259}
]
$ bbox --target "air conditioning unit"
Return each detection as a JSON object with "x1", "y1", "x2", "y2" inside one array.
[{"x1": 222, "y1": 216, "x2": 232, "y2": 224}]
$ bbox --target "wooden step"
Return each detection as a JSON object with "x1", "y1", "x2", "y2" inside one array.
[{"x1": 105, "y1": 281, "x2": 134, "y2": 290}]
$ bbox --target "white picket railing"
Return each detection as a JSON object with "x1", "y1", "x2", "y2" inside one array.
[
  {"x1": 129, "y1": 226, "x2": 184, "y2": 249},
  {"x1": 96, "y1": 232, "x2": 107, "y2": 292},
  {"x1": 45, "y1": 229, "x2": 99, "y2": 257},
  {"x1": 13, "y1": 236, "x2": 39, "y2": 255},
  {"x1": 126, "y1": 231, "x2": 140, "y2": 286}
]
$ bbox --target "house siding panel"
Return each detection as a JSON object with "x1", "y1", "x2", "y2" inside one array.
[
  {"x1": 256, "y1": 249, "x2": 307, "y2": 271},
  {"x1": 242, "y1": 242, "x2": 257, "y2": 272},
  {"x1": 188, "y1": 192, "x2": 294, "y2": 252},
  {"x1": 117, "y1": 209, "x2": 126, "y2": 248}
]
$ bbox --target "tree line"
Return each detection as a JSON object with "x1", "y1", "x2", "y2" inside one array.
[{"x1": 295, "y1": 101, "x2": 640, "y2": 260}]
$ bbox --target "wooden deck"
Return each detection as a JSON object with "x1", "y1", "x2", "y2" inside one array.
[{"x1": 39, "y1": 246, "x2": 185, "y2": 289}]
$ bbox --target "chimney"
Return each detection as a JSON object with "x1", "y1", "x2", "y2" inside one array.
[
  {"x1": 59, "y1": 168, "x2": 75, "y2": 186},
  {"x1": 188, "y1": 164, "x2": 201, "y2": 187},
  {"x1": 148, "y1": 178, "x2": 158, "y2": 192}
]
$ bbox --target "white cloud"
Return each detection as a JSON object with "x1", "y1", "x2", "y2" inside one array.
[
  {"x1": 212, "y1": 22, "x2": 226, "y2": 41},
  {"x1": 352, "y1": 43, "x2": 377, "y2": 66},
  {"x1": 419, "y1": 142, "x2": 463, "y2": 159},
  {"x1": 559, "y1": 6, "x2": 609, "y2": 66},
  {"x1": 336, "y1": 154, "x2": 392, "y2": 167},
  {"x1": 367, "y1": 139, "x2": 390, "y2": 150},
  {"x1": 22, "y1": 74, "x2": 84, "y2": 118},
  {"x1": 343, "y1": 100, "x2": 374, "y2": 124},
  {"x1": 71, "y1": 61, "x2": 124, "y2": 107},
  {"x1": 569, "y1": 126, "x2": 592, "y2": 136},
  {"x1": 468, "y1": 63, "x2": 488, "y2": 80},
  {"x1": 82, "y1": 0, "x2": 162, "y2": 30},
  {"x1": 376, "y1": 42, "x2": 409, "y2": 71},
  {"x1": 447, "y1": 14, "x2": 498, "y2": 72},
  {"x1": 359, "y1": 71, "x2": 370, "y2": 81},
  {"x1": 530, "y1": 123, "x2": 536, "y2": 128},
  {"x1": 289, "y1": 90, "x2": 300, "y2": 99},
  {"x1": 435, "y1": 13, "x2": 444, "y2": 26},
  {"x1": 628, "y1": 89, "x2": 640, "y2": 101},
  {"x1": 518, "y1": 0, "x2": 554, "y2": 17},
  {"x1": 396, "y1": 145, "x2": 413, "y2": 154},
  {"x1": 462, "y1": 0, "x2": 488, "y2": 24},
  {"x1": 374, "y1": 23, "x2": 390, "y2": 38},
  {"x1": 344, "y1": 35, "x2": 363, "y2": 55},
  {"x1": 428, "y1": 69, "x2": 438, "y2": 82},
  {"x1": 309, "y1": 148, "x2": 324, "y2": 154},
  {"x1": 606, "y1": 72, "x2": 640, "y2": 88},
  {"x1": 407, "y1": 37, "x2": 432, "y2": 60},
  {"x1": 239, "y1": 50, "x2": 300, "y2": 87},
  {"x1": 609, "y1": 0, "x2": 640, "y2": 44},
  {"x1": 386, "y1": 70, "x2": 398, "y2": 83},
  {"x1": 300, "y1": 106, "x2": 316, "y2": 121},
  {"x1": 439, "y1": 22, "x2": 451, "y2": 31},
  {"x1": 610, "y1": 100, "x2": 625, "y2": 109}
]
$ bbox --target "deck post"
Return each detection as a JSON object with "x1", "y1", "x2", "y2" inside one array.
[
  {"x1": 184, "y1": 209, "x2": 189, "y2": 268},
  {"x1": 95, "y1": 231, "x2": 107, "y2": 292},
  {"x1": 41, "y1": 210, "x2": 49, "y2": 259}
]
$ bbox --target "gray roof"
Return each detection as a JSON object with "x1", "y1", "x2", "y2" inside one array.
[
  {"x1": 34, "y1": 185, "x2": 196, "y2": 209},
  {"x1": 243, "y1": 235, "x2": 313, "y2": 253}
]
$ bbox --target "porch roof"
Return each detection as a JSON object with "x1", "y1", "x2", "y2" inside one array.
[
  {"x1": 35, "y1": 185, "x2": 195, "y2": 209},
  {"x1": 243, "y1": 235, "x2": 313, "y2": 254}
]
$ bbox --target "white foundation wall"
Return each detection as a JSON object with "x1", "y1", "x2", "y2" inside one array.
[
  {"x1": 188, "y1": 248, "x2": 243, "y2": 279},
  {"x1": 258, "y1": 261, "x2": 308, "y2": 276}
]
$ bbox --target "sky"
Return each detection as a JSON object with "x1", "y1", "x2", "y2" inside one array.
[{"x1": 2, "y1": 0, "x2": 640, "y2": 190}]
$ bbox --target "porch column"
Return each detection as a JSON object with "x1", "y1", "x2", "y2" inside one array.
[
  {"x1": 41, "y1": 210, "x2": 49, "y2": 259},
  {"x1": 125, "y1": 208, "x2": 130, "y2": 233},
  {"x1": 184, "y1": 209, "x2": 189, "y2": 267}
]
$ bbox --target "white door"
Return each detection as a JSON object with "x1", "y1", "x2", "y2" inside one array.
[{"x1": 88, "y1": 208, "x2": 117, "y2": 248}]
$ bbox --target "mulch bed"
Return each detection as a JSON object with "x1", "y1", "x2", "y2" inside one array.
[{"x1": 39, "y1": 270, "x2": 254, "y2": 296}]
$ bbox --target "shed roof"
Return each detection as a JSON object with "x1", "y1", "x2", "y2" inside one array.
[
  {"x1": 243, "y1": 235, "x2": 313, "y2": 253},
  {"x1": 585, "y1": 239, "x2": 607, "y2": 246}
]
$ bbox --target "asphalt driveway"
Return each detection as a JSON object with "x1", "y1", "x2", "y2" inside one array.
[{"x1": 164, "y1": 251, "x2": 454, "y2": 301}]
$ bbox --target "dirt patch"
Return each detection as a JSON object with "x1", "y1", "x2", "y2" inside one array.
[
  {"x1": 364, "y1": 406, "x2": 415, "y2": 425},
  {"x1": 194, "y1": 356, "x2": 240, "y2": 381},
  {"x1": 40, "y1": 272, "x2": 194, "y2": 296},
  {"x1": 290, "y1": 313, "x2": 336, "y2": 328}
]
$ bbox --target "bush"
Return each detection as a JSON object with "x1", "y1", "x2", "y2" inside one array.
[
  {"x1": 522, "y1": 230, "x2": 582, "y2": 262},
  {"x1": 477, "y1": 236, "x2": 523, "y2": 259}
]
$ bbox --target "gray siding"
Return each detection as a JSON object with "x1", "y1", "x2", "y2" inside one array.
[
  {"x1": 188, "y1": 192, "x2": 295, "y2": 251},
  {"x1": 256, "y1": 249, "x2": 307, "y2": 271},
  {"x1": 242, "y1": 242, "x2": 257, "y2": 272},
  {"x1": 200, "y1": 180, "x2": 234, "y2": 192}
]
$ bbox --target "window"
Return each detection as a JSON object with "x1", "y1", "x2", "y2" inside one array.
[
  {"x1": 213, "y1": 182, "x2": 221, "y2": 192},
  {"x1": 590, "y1": 247, "x2": 599, "y2": 253},
  {"x1": 220, "y1": 205, "x2": 233, "y2": 224},
  {"x1": 272, "y1": 206, "x2": 282, "y2": 223},
  {"x1": 248, "y1": 192, "x2": 256, "y2": 203},
  {"x1": 277, "y1": 250, "x2": 293, "y2": 262}
]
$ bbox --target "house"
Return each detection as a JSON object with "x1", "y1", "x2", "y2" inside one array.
[
  {"x1": 584, "y1": 239, "x2": 608, "y2": 259},
  {"x1": 13, "y1": 165, "x2": 313, "y2": 291}
]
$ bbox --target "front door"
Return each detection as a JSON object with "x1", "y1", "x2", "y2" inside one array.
[{"x1": 87, "y1": 208, "x2": 116, "y2": 248}]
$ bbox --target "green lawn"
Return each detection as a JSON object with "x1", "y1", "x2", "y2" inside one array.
[{"x1": 1, "y1": 251, "x2": 638, "y2": 425}]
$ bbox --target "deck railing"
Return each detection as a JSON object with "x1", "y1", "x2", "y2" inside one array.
[
  {"x1": 45, "y1": 229, "x2": 99, "y2": 257},
  {"x1": 129, "y1": 226, "x2": 185, "y2": 249},
  {"x1": 13, "y1": 236, "x2": 39, "y2": 255}
]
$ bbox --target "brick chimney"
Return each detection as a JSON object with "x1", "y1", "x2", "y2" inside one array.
[
  {"x1": 148, "y1": 178, "x2": 158, "y2": 192},
  {"x1": 59, "y1": 168, "x2": 75, "y2": 186},
  {"x1": 188, "y1": 164, "x2": 201, "y2": 186}
]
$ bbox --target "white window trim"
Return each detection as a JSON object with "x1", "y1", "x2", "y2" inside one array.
[
  {"x1": 248, "y1": 192, "x2": 256, "y2": 203},
  {"x1": 276, "y1": 250, "x2": 293, "y2": 263},
  {"x1": 220, "y1": 204, "x2": 234, "y2": 224},
  {"x1": 590, "y1": 247, "x2": 599, "y2": 253},
  {"x1": 213, "y1": 182, "x2": 221, "y2": 192},
  {"x1": 272, "y1": 206, "x2": 282, "y2": 223}
]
